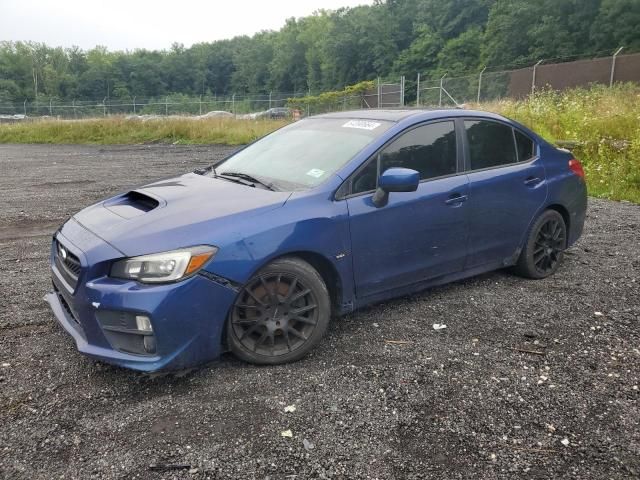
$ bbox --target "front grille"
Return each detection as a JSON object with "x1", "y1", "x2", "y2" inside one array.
[
  {"x1": 53, "y1": 282, "x2": 80, "y2": 325},
  {"x1": 53, "y1": 239, "x2": 81, "y2": 290}
]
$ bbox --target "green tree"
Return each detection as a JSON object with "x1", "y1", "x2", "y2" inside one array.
[{"x1": 591, "y1": 0, "x2": 640, "y2": 51}]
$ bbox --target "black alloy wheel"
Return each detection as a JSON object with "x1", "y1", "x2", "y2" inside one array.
[
  {"x1": 227, "y1": 257, "x2": 330, "y2": 364},
  {"x1": 514, "y1": 209, "x2": 567, "y2": 279},
  {"x1": 533, "y1": 216, "x2": 566, "y2": 274}
]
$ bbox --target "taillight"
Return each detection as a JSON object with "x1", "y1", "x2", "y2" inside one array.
[{"x1": 568, "y1": 159, "x2": 585, "y2": 179}]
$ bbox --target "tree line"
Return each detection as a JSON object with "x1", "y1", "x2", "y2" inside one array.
[{"x1": 0, "y1": 0, "x2": 637, "y2": 103}]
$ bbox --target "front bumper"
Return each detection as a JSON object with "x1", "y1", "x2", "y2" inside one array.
[{"x1": 46, "y1": 222, "x2": 238, "y2": 372}]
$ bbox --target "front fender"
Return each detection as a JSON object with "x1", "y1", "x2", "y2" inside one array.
[{"x1": 203, "y1": 196, "x2": 355, "y2": 313}]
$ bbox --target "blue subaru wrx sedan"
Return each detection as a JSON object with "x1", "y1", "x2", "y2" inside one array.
[{"x1": 46, "y1": 109, "x2": 587, "y2": 371}]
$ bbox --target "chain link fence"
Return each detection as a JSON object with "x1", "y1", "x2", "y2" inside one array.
[{"x1": 1, "y1": 50, "x2": 637, "y2": 121}]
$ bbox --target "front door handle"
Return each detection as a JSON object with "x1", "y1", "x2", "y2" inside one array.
[
  {"x1": 524, "y1": 176, "x2": 542, "y2": 186},
  {"x1": 445, "y1": 194, "x2": 468, "y2": 205}
]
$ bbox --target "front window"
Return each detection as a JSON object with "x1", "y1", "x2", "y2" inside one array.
[
  {"x1": 351, "y1": 121, "x2": 458, "y2": 195},
  {"x1": 212, "y1": 118, "x2": 393, "y2": 191}
]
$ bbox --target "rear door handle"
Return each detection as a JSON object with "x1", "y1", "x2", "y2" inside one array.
[
  {"x1": 445, "y1": 194, "x2": 468, "y2": 205},
  {"x1": 524, "y1": 176, "x2": 542, "y2": 186}
]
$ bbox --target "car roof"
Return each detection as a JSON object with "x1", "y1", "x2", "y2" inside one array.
[{"x1": 312, "y1": 108, "x2": 510, "y2": 123}]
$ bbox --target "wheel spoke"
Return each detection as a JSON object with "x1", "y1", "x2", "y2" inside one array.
[
  {"x1": 246, "y1": 288, "x2": 266, "y2": 306},
  {"x1": 292, "y1": 315, "x2": 317, "y2": 325},
  {"x1": 291, "y1": 303, "x2": 317, "y2": 315},
  {"x1": 290, "y1": 289, "x2": 311, "y2": 303},
  {"x1": 284, "y1": 329, "x2": 292, "y2": 352},
  {"x1": 232, "y1": 318, "x2": 260, "y2": 325},
  {"x1": 260, "y1": 276, "x2": 278, "y2": 303},
  {"x1": 240, "y1": 323, "x2": 262, "y2": 340},
  {"x1": 287, "y1": 326, "x2": 307, "y2": 340},
  {"x1": 235, "y1": 304, "x2": 260, "y2": 309},
  {"x1": 253, "y1": 330, "x2": 269, "y2": 351},
  {"x1": 284, "y1": 278, "x2": 298, "y2": 301},
  {"x1": 533, "y1": 250, "x2": 546, "y2": 263}
]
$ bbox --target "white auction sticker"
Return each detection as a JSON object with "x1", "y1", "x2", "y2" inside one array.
[
  {"x1": 342, "y1": 120, "x2": 381, "y2": 130},
  {"x1": 306, "y1": 168, "x2": 325, "y2": 178}
]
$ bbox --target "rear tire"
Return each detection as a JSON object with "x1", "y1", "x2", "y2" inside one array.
[
  {"x1": 514, "y1": 210, "x2": 567, "y2": 279},
  {"x1": 227, "y1": 257, "x2": 331, "y2": 365}
]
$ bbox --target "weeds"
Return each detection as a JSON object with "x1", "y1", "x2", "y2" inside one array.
[
  {"x1": 0, "y1": 116, "x2": 287, "y2": 146},
  {"x1": 483, "y1": 83, "x2": 640, "y2": 203}
]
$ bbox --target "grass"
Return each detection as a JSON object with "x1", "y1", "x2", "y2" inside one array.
[
  {"x1": 1, "y1": 84, "x2": 638, "y2": 202},
  {"x1": 480, "y1": 83, "x2": 640, "y2": 203},
  {"x1": 0, "y1": 116, "x2": 287, "y2": 145}
]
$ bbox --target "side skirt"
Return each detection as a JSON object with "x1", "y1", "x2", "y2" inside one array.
[{"x1": 352, "y1": 260, "x2": 508, "y2": 311}]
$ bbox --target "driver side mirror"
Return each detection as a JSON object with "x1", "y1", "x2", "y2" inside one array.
[{"x1": 372, "y1": 168, "x2": 419, "y2": 208}]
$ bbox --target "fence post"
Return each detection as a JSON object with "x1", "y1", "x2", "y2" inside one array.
[
  {"x1": 49, "y1": 99, "x2": 52, "y2": 116},
  {"x1": 269, "y1": 91, "x2": 272, "y2": 110},
  {"x1": 439, "y1": 73, "x2": 447, "y2": 107},
  {"x1": 400, "y1": 75, "x2": 405, "y2": 106},
  {"x1": 133, "y1": 96, "x2": 136, "y2": 114},
  {"x1": 610, "y1": 47, "x2": 624, "y2": 87},
  {"x1": 23, "y1": 99, "x2": 27, "y2": 116},
  {"x1": 165, "y1": 96, "x2": 169, "y2": 116},
  {"x1": 103, "y1": 97, "x2": 107, "y2": 116},
  {"x1": 477, "y1": 66, "x2": 487, "y2": 104},
  {"x1": 531, "y1": 60, "x2": 543, "y2": 95},
  {"x1": 377, "y1": 77, "x2": 381, "y2": 108},
  {"x1": 73, "y1": 99, "x2": 76, "y2": 118},
  {"x1": 232, "y1": 94, "x2": 235, "y2": 115},
  {"x1": 416, "y1": 73, "x2": 420, "y2": 107},
  {"x1": 199, "y1": 95, "x2": 202, "y2": 115}
]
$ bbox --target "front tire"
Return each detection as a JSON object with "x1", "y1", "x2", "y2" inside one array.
[
  {"x1": 227, "y1": 257, "x2": 331, "y2": 365},
  {"x1": 514, "y1": 209, "x2": 567, "y2": 279}
]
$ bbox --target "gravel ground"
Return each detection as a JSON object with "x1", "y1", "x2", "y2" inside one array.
[{"x1": 0, "y1": 144, "x2": 638, "y2": 480}]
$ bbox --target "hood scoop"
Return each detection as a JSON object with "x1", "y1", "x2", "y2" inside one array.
[{"x1": 103, "y1": 191, "x2": 162, "y2": 219}]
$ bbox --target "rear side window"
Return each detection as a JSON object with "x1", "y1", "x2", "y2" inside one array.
[
  {"x1": 515, "y1": 130, "x2": 536, "y2": 161},
  {"x1": 464, "y1": 120, "x2": 517, "y2": 170}
]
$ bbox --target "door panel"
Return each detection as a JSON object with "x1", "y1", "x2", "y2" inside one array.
[
  {"x1": 465, "y1": 159, "x2": 547, "y2": 268},
  {"x1": 462, "y1": 119, "x2": 547, "y2": 268},
  {"x1": 347, "y1": 175, "x2": 469, "y2": 298}
]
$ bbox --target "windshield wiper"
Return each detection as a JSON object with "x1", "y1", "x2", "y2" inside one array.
[{"x1": 217, "y1": 171, "x2": 277, "y2": 191}]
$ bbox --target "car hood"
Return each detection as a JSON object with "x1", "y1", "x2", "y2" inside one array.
[{"x1": 73, "y1": 172, "x2": 291, "y2": 256}]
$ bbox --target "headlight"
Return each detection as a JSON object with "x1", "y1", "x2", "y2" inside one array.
[{"x1": 110, "y1": 246, "x2": 218, "y2": 283}]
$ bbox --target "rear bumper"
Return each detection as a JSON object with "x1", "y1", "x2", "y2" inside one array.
[
  {"x1": 46, "y1": 223, "x2": 238, "y2": 372},
  {"x1": 567, "y1": 180, "x2": 588, "y2": 247}
]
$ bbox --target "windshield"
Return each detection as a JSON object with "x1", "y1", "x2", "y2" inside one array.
[{"x1": 212, "y1": 118, "x2": 393, "y2": 191}]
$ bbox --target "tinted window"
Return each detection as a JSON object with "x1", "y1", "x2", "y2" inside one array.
[
  {"x1": 351, "y1": 158, "x2": 378, "y2": 194},
  {"x1": 350, "y1": 121, "x2": 458, "y2": 195},
  {"x1": 515, "y1": 130, "x2": 536, "y2": 161},
  {"x1": 465, "y1": 120, "x2": 517, "y2": 170},
  {"x1": 380, "y1": 121, "x2": 457, "y2": 180}
]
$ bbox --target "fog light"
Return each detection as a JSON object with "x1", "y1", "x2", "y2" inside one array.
[
  {"x1": 135, "y1": 315, "x2": 153, "y2": 333},
  {"x1": 143, "y1": 335, "x2": 157, "y2": 354}
]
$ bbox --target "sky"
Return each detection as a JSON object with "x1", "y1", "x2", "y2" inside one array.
[{"x1": 0, "y1": 0, "x2": 373, "y2": 51}]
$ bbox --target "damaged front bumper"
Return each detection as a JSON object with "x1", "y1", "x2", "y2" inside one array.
[{"x1": 45, "y1": 220, "x2": 238, "y2": 372}]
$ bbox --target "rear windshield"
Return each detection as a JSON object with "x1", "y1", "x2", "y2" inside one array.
[{"x1": 213, "y1": 118, "x2": 393, "y2": 190}]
